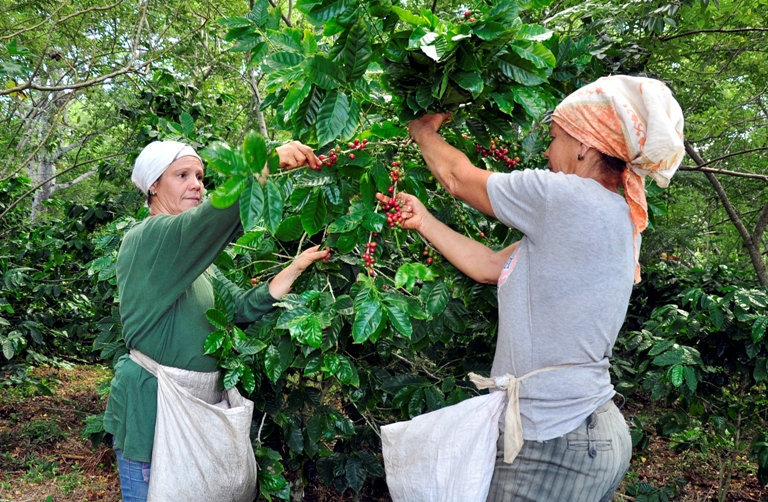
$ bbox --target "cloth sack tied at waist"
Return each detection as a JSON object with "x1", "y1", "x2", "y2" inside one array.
[
  {"x1": 382, "y1": 365, "x2": 571, "y2": 502},
  {"x1": 469, "y1": 364, "x2": 573, "y2": 465},
  {"x1": 129, "y1": 350, "x2": 258, "y2": 502}
]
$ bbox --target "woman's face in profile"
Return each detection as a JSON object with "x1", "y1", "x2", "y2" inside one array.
[
  {"x1": 150, "y1": 156, "x2": 205, "y2": 215},
  {"x1": 544, "y1": 122, "x2": 581, "y2": 175}
]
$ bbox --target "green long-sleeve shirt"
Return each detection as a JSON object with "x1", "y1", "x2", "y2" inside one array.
[{"x1": 104, "y1": 200, "x2": 276, "y2": 462}]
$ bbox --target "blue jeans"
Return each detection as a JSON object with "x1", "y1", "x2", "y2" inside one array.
[{"x1": 114, "y1": 444, "x2": 151, "y2": 502}]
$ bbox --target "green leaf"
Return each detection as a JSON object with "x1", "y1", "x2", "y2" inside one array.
[
  {"x1": 352, "y1": 295, "x2": 384, "y2": 343},
  {"x1": 180, "y1": 112, "x2": 195, "y2": 135},
  {"x1": 329, "y1": 214, "x2": 362, "y2": 233},
  {"x1": 264, "y1": 345, "x2": 283, "y2": 382},
  {"x1": 211, "y1": 176, "x2": 248, "y2": 209},
  {"x1": 283, "y1": 79, "x2": 312, "y2": 120},
  {"x1": 316, "y1": 90, "x2": 350, "y2": 146},
  {"x1": 653, "y1": 347, "x2": 684, "y2": 367},
  {"x1": 684, "y1": 366, "x2": 698, "y2": 392},
  {"x1": 385, "y1": 303, "x2": 412, "y2": 338},
  {"x1": 239, "y1": 178, "x2": 266, "y2": 231},
  {"x1": 753, "y1": 316, "x2": 768, "y2": 343},
  {"x1": 510, "y1": 86, "x2": 548, "y2": 119},
  {"x1": 518, "y1": 24, "x2": 553, "y2": 41},
  {"x1": 224, "y1": 364, "x2": 244, "y2": 389},
  {"x1": 709, "y1": 303, "x2": 725, "y2": 330},
  {"x1": 344, "y1": 23, "x2": 372, "y2": 80},
  {"x1": 668, "y1": 364, "x2": 684, "y2": 387},
  {"x1": 3, "y1": 339, "x2": 15, "y2": 360},
  {"x1": 206, "y1": 309, "x2": 228, "y2": 330},
  {"x1": 394, "y1": 263, "x2": 437, "y2": 291},
  {"x1": 390, "y1": 6, "x2": 428, "y2": 26},
  {"x1": 268, "y1": 29, "x2": 304, "y2": 52},
  {"x1": 306, "y1": 55, "x2": 344, "y2": 90},
  {"x1": 235, "y1": 337, "x2": 267, "y2": 356},
  {"x1": 498, "y1": 57, "x2": 547, "y2": 86},
  {"x1": 249, "y1": 0, "x2": 270, "y2": 26},
  {"x1": 362, "y1": 212, "x2": 386, "y2": 232},
  {"x1": 509, "y1": 41, "x2": 556, "y2": 69},
  {"x1": 370, "y1": 121, "x2": 406, "y2": 139},
  {"x1": 301, "y1": 188, "x2": 327, "y2": 236},
  {"x1": 472, "y1": 22, "x2": 508, "y2": 42},
  {"x1": 204, "y1": 330, "x2": 227, "y2": 355},
  {"x1": 336, "y1": 355, "x2": 360, "y2": 386},
  {"x1": 200, "y1": 142, "x2": 244, "y2": 176},
  {"x1": 754, "y1": 358, "x2": 768, "y2": 383},
  {"x1": 241, "y1": 365, "x2": 256, "y2": 394},
  {"x1": 243, "y1": 130, "x2": 268, "y2": 173},
  {"x1": 263, "y1": 180, "x2": 284, "y2": 234},
  {"x1": 336, "y1": 231, "x2": 359, "y2": 253},
  {"x1": 346, "y1": 454, "x2": 367, "y2": 494},
  {"x1": 301, "y1": 315, "x2": 323, "y2": 349},
  {"x1": 339, "y1": 97, "x2": 361, "y2": 141},
  {"x1": 456, "y1": 43, "x2": 479, "y2": 71},
  {"x1": 450, "y1": 71, "x2": 483, "y2": 98},
  {"x1": 306, "y1": 0, "x2": 347, "y2": 25},
  {"x1": 275, "y1": 215, "x2": 304, "y2": 241},
  {"x1": 421, "y1": 280, "x2": 450, "y2": 315},
  {"x1": 268, "y1": 51, "x2": 305, "y2": 68}
]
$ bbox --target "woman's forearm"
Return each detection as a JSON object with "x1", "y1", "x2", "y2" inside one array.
[
  {"x1": 417, "y1": 213, "x2": 516, "y2": 284},
  {"x1": 268, "y1": 263, "x2": 301, "y2": 299}
]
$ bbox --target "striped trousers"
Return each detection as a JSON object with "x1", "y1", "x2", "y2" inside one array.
[{"x1": 486, "y1": 399, "x2": 632, "y2": 502}]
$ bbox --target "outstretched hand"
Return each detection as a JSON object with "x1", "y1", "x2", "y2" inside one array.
[
  {"x1": 265, "y1": 245, "x2": 331, "y2": 299},
  {"x1": 291, "y1": 245, "x2": 331, "y2": 273},
  {"x1": 376, "y1": 192, "x2": 431, "y2": 232},
  {"x1": 276, "y1": 141, "x2": 321, "y2": 170}
]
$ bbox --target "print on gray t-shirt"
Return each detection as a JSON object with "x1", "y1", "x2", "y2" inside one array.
[{"x1": 487, "y1": 169, "x2": 636, "y2": 441}]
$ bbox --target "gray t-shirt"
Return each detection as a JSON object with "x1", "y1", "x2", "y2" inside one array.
[{"x1": 487, "y1": 169, "x2": 635, "y2": 441}]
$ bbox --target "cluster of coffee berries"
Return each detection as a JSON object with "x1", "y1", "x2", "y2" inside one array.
[
  {"x1": 422, "y1": 246, "x2": 439, "y2": 265},
  {"x1": 475, "y1": 140, "x2": 521, "y2": 169},
  {"x1": 387, "y1": 161, "x2": 403, "y2": 193},
  {"x1": 362, "y1": 241, "x2": 378, "y2": 275},
  {"x1": 460, "y1": 10, "x2": 476, "y2": 23},
  {"x1": 348, "y1": 138, "x2": 368, "y2": 151},
  {"x1": 317, "y1": 146, "x2": 341, "y2": 169},
  {"x1": 382, "y1": 197, "x2": 403, "y2": 228}
]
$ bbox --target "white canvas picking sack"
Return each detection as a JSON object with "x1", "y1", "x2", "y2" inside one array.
[
  {"x1": 381, "y1": 390, "x2": 506, "y2": 502},
  {"x1": 130, "y1": 350, "x2": 258, "y2": 502}
]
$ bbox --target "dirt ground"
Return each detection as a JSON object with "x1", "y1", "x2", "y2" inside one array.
[{"x1": 0, "y1": 365, "x2": 765, "y2": 501}]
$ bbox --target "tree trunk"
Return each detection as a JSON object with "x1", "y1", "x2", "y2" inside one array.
[{"x1": 685, "y1": 140, "x2": 768, "y2": 285}]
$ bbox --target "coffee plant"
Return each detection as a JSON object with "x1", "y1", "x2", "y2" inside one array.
[
  {"x1": 616, "y1": 265, "x2": 768, "y2": 502},
  {"x1": 185, "y1": 0, "x2": 607, "y2": 499}
]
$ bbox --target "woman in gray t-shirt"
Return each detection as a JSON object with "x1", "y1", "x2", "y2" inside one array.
[{"x1": 386, "y1": 76, "x2": 684, "y2": 502}]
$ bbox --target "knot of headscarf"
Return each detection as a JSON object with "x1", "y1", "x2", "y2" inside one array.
[
  {"x1": 551, "y1": 75, "x2": 685, "y2": 283},
  {"x1": 132, "y1": 141, "x2": 202, "y2": 195}
]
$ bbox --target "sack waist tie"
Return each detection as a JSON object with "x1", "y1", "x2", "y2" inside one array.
[{"x1": 469, "y1": 365, "x2": 573, "y2": 465}]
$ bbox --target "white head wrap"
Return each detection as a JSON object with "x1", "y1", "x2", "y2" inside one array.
[{"x1": 132, "y1": 141, "x2": 202, "y2": 195}]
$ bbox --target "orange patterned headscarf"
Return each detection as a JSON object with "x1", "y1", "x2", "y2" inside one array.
[{"x1": 551, "y1": 76, "x2": 685, "y2": 283}]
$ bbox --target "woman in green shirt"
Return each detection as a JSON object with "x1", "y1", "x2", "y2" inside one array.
[{"x1": 105, "y1": 140, "x2": 327, "y2": 501}]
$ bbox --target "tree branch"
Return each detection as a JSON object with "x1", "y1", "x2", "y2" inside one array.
[
  {"x1": 51, "y1": 168, "x2": 98, "y2": 193},
  {"x1": 678, "y1": 166, "x2": 768, "y2": 182},
  {"x1": 685, "y1": 140, "x2": 768, "y2": 285},
  {"x1": 659, "y1": 27, "x2": 768, "y2": 42},
  {"x1": 0, "y1": 153, "x2": 123, "y2": 222},
  {"x1": 0, "y1": 11, "x2": 207, "y2": 96}
]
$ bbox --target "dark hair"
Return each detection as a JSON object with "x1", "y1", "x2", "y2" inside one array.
[{"x1": 599, "y1": 152, "x2": 627, "y2": 175}]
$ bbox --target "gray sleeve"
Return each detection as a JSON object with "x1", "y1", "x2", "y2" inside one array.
[{"x1": 487, "y1": 169, "x2": 549, "y2": 242}]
